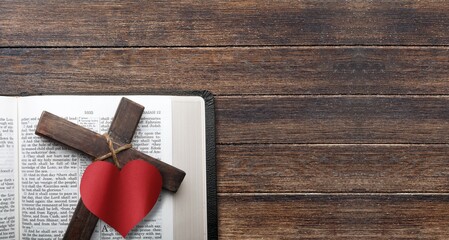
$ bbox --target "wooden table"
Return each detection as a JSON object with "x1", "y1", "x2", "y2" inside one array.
[{"x1": 2, "y1": 1, "x2": 449, "y2": 239}]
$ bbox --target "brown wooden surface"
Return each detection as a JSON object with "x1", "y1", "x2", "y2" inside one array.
[
  {"x1": 216, "y1": 96, "x2": 449, "y2": 144},
  {"x1": 3, "y1": 1, "x2": 449, "y2": 239},
  {"x1": 1, "y1": 1, "x2": 449, "y2": 46},
  {"x1": 218, "y1": 144, "x2": 449, "y2": 193},
  {"x1": 220, "y1": 194, "x2": 449, "y2": 239},
  {"x1": 2, "y1": 47, "x2": 449, "y2": 95}
]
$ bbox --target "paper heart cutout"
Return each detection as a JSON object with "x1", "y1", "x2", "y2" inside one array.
[{"x1": 80, "y1": 159, "x2": 162, "y2": 237}]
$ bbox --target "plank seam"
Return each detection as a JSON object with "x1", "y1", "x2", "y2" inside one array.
[
  {"x1": 219, "y1": 193, "x2": 449, "y2": 196},
  {"x1": 2, "y1": 45, "x2": 449, "y2": 49},
  {"x1": 217, "y1": 143, "x2": 449, "y2": 146},
  {"x1": 218, "y1": 142, "x2": 449, "y2": 145},
  {"x1": 217, "y1": 94, "x2": 449, "y2": 98}
]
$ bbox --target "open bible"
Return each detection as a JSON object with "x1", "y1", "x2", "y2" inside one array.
[{"x1": 0, "y1": 93, "x2": 216, "y2": 240}]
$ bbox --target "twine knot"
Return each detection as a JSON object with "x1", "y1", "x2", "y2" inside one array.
[{"x1": 94, "y1": 133, "x2": 132, "y2": 168}]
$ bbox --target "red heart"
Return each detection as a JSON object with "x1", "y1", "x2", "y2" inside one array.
[{"x1": 80, "y1": 159, "x2": 162, "y2": 237}]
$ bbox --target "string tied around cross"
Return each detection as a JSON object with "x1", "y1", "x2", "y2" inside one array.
[{"x1": 93, "y1": 133, "x2": 132, "y2": 168}]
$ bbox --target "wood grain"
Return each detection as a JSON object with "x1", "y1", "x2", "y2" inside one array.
[
  {"x1": 1, "y1": 47, "x2": 449, "y2": 95},
  {"x1": 216, "y1": 95, "x2": 449, "y2": 144},
  {"x1": 218, "y1": 144, "x2": 449, "y2": 193},
  {"x1": 63, "y1": 199, "x2": 99, "y2": 240},
  {"x1": 107, "y1": 97, "x2": 144, "y2": 144},
  {"x1": 219, "y1": 194, "x2": 449, "y2": 239},
  {"x1": 3, "y1": 1, "x2": 449, "y2": 238},
  {"x1": 1, "y1": 1, "x2": 449, "y2": 46}
]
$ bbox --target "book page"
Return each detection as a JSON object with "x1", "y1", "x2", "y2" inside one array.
[
  {"x1": 0, "y1": 97, "x2": 19, "y2": 239},
  {"x1": 171, "y1": 97, "x2": 207, "y2": 240},
  {"x1": 17, "y1": 95, "x2": 173, "y2": 240}
]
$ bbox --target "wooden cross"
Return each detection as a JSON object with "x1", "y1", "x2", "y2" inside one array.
[{"x1": 35, "y1": 97, "x2": 186, "y2": 239}]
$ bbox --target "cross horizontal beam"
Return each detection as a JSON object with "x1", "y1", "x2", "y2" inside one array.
[{"x1": 36, "y1": 111, "x2": 185, "y2": 192}]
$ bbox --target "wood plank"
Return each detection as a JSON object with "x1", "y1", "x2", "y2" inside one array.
[
  {"x1": 107, "y1": 97, "x2": 144, "y2": 144},
  {"x1": 220, "y1": 194, "x2": 449, "y2": 239},
  {"x1": 218, "y1": 144, "x2": 449, "y2": 193},
  {"x1": 216, "y1": 96, "x2": 449, "y2": 144},
  {"x1": 1, "y1": 1, "x2": 449, "y2": 46},
  {"x1": 63, "y1": 199, "x2": 99, "y2": 240},
  {"x1": 2, "y1": 47, "x2": 449, "y2": 95}
]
